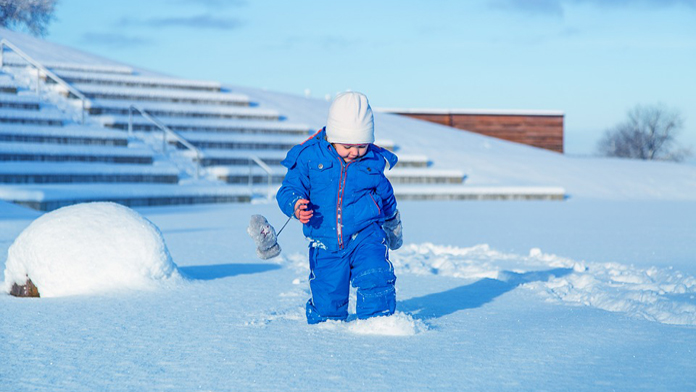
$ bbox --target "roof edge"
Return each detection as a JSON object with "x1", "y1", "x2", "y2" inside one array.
[{"x1": 375, "y1": 108, "x2": 565, "y2": 117}]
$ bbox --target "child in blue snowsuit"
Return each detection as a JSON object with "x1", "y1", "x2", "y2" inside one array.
[{"x1": 276, "y1": 92, "x2": 403, "y2": 324}]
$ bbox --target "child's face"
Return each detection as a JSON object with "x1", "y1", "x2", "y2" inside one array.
[{"x1": 332, "y1": 143, "x2": 369, "y2": 163}]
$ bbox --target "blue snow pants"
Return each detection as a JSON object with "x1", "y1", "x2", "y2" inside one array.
[{"x1": 306, "y1": 224, "x2": 397, "y2": 324}]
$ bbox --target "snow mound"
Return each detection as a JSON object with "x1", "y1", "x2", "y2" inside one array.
[
  {"x1": 3, "y1": 202, "x2": 181, "y2": 297},
  {"x1": 318, "y1": 312, "x2": 428, "y2": 336}
]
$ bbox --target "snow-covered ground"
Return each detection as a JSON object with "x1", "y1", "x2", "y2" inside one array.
[
  {"x1": 1, "y1": 197, "x2": 695, "y2": 391},
  {"x1": 2, "y1": 25, "x2": 696, "y2": 391}
]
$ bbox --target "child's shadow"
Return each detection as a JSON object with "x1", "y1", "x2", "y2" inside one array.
[
  {"x1": 399, "y1": 268, "x2": 573, "y2": 320},
  {"x1": 179, "y1": 263, "x2": 281, "y2": 281}
]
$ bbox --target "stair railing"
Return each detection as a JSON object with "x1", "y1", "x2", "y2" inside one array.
[
  {"x1": 248, "y1": 155, "x2": 274, "y2": 200},
  {"x1": 0, "y1": 38, "x2": 88, "y2": 124},
  {"x1": 128, "y1": 105, "x2": 203, "y2": 180}
]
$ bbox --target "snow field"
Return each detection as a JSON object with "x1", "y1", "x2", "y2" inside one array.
[{"x1": 1, "y1": 200, "x2": 695, "y2": 391}]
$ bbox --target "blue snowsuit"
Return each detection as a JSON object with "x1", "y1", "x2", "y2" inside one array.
[{"x1": 277, "y1": 128, "x2": 399, "y2": 324}]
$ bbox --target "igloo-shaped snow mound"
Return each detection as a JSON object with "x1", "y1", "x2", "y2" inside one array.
[{"x1": 3, "y1": 202, "x2": 181, "y2": 297}]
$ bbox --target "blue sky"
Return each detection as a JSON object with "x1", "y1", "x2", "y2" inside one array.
[{"x1": 41, "y1": 0, "x2": 696, "y2": 155}]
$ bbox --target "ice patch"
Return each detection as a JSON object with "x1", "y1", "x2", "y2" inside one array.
[{"x1": 317, "y1": 312, "x2": 428, "y2": 336}]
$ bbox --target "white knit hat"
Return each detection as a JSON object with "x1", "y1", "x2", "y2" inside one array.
[{"x1": 326, "y1": 92, "x2": 375, "y2": 144}]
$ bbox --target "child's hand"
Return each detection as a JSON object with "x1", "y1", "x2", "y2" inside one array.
[{"x1": 294, "y1": 199, "x2": 313, "y2": 224}]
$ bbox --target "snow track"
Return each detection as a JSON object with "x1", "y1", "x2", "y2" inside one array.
[{"x1": 390, "y1": 243, "x2": 696, "y2": 326}]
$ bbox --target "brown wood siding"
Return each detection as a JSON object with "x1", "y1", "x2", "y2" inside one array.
[{"x1": 399, "y1": 113, "x2": 564, "y2": 153}]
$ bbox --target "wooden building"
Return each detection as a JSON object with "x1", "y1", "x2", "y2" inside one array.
[{"x1": 380, "y1": 108, "x2": 565, "y2": 153}]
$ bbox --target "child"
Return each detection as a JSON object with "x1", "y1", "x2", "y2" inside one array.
[{"x1": 276, "y1": 91, "x2": 403, "y2": 324}]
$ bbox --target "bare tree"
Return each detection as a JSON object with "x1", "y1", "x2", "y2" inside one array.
[
  {"x1": 0, "y1": 0, "x2": 57, "y2": 37},
  {"x1": 597, "y1": 104, "x2": 692, "y2": 162}
]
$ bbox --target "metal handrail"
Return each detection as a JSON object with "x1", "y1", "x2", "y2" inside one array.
[
  {"x1": 128, "y1": 105, "x2": 203, "y2": 180},
  {"x1": 0, "y1": 38, "x2": 88, "y2": 124},
  {"x1": 248, "y1": 155, "x2": 274, "y2": 200}
]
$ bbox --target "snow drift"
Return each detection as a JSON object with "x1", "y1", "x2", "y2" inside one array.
[{"x1": 3, "y1": 202, "x2": 180, "y2": 297}]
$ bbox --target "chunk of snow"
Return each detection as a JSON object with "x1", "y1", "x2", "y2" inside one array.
[
  {"x1": 318, "y1": 312, "x2": 428, "y2": 336},
  {"x1": 3, "y1": 202, "x2": 180, "y2": 297}
]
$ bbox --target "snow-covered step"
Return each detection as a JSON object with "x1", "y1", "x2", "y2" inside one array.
[
  {"x1": 198, "y1": 149, "x2": 289, "y2": 166},
  {"x1": 0, "y1": 142, "x2": 154, "y2": 164},
  {"x1": 0, "y1": 183, "x2": 251, "y2": 211},
  {"x1": 208, "y1": 165, "x2": 287, "y2": 185},
  {"x1": 207, "y1": 165, "x2": 465, "y2": 185},
  {"x1": 386, "y1": 168, "x2": 465, "y2": 184},
  {"x1": 0, "y1": 162, "x2": 179, "y2": 184},
  {"x1": 86, "y1": 99, "x2": 280, "y2": 120},
  {"x1": 393, "y1": 185, "x2": 566, "y2": 201},
  {"x1": 0, "y1": 125, "x2": 129, "y2": 146},
  {"x1": 175, "y1": 132, "x2": 394, "y2": 152},
  {"x1": 0, "y1": 93, "x2": 41, "y2": 110},
  {"x1": 0, "y1": 74, "x2": 18, "y2": 93},
  {"x1": 99, "y1": 114, "x2": 310, "y2": 135},
  {"x1": 0, "y1": 108, "x2": 64, "y2": 126},
  {"x1": 196, "y1": 149, "x2": 429, "y2": 168},
  {"x1": 2, "y1": 52, "x2": 134, "y2": 74},
  {"x1": 72, "y1": 84, "x2": 250, "y2": 106},
  {"x1": 394, "y1": 154, "x2": 429, "y2": 168},
  {"x1": 52, "y1": 70, "x2": 222, "y2": 92},
  {"x1": 174, "y1": 132, "x2": 308, "y2": 151}
]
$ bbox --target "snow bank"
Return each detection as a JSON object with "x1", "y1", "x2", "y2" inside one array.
[
  {"x1": 534, "y1": 261, "x2": 696, "y2": 325},
  {"x1": 3, "y1": 202, "x2": 181, "y2": 297},
  {"x1": 392, "y1": 243, "x2": 696, "y2": 326}
]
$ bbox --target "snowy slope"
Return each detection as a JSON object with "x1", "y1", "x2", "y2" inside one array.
[{"x1": 232, "y1": 86, "x2": 696, "y2": 201}]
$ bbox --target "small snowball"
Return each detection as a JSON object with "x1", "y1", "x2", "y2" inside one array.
[{"x1": 3, "y1": 202, "x2": 180, "y2": 297}]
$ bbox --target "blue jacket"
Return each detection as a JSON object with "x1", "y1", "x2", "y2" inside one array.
[{"x1": 277, "y1": 128, "x2": 398, "y2": 252}]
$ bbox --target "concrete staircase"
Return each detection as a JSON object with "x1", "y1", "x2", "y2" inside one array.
[
  {"x1": 0, "y1": 63, "x2": 250, "y2": 210},
  {"x1": 50, "y1": 61, "x2": 470, "y2": 191}
]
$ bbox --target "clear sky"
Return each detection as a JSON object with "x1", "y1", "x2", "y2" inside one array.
[{"x1": 35, "y1": 0, "x2": 696, "y2": 155}]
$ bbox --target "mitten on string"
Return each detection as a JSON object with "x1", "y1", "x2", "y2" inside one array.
[
  {"x1": 247, "y1": 214, "x2": 281, "y2": 259},
  {"x1": 382, "y1": 210, "x2": 403, "y2": 250}
]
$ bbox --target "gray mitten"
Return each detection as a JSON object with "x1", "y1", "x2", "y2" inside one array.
[
  {"x1": 382, "y1": 210, "x2": 403, "y2": 250},
  {"x1": 247, "y1": 214, "x2": 281, "y2": 259}
]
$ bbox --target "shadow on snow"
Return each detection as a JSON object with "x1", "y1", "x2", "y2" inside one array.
[
  {"x1": 179, "y1": 263, "x2": 281, "y2": 281},
  {"x1": 399, "y1": 268, "x2": 573, "y2": 320}
]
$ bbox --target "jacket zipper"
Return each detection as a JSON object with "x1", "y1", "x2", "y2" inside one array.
[{"x1": 336, "y1": 158, "x2": 353, "y2": 250}]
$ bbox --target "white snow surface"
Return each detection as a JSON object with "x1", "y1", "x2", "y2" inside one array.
[
  {"x1": 1, "y1": 198, "x2": 696, "y2": 391},
  {"x1": 2, "y1": 26, "x2": 696, "y2": 391},
  {"x1": 3, "y1": 202, "x2": 180, "y2": 297}
]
